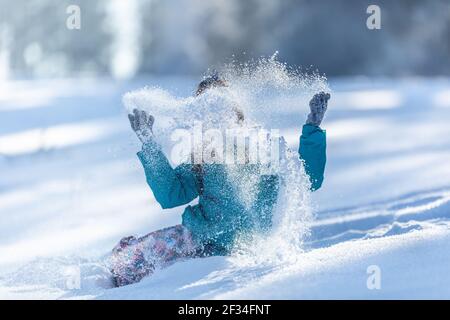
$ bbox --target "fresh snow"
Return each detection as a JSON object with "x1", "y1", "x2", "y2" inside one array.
[{"x1": 1, "y1": 77, "x2": 450, "y2": 299}]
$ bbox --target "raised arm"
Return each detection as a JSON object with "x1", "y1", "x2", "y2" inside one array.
[
  {"x1": 299, "y1": 92, "x2": 330, "y2": 191},
  {"x1": 129, "y1": 109, "x2": 198, "y2": 209}
]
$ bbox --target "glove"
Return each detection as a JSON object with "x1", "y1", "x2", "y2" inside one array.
[
  {"x1": 306, "y1": 92, "x2": 330, "y2": 127},
  {"x1": 128, "y1": 109, "x2": 154, "y2": 144}
]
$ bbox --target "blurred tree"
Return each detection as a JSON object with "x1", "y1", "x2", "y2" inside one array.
[
  {"x1": 1, "y1": 0, "x2": 449, "y2": 77},
  {"x1": 1, "y1": 0, "x2": 112, "y2": 78}
]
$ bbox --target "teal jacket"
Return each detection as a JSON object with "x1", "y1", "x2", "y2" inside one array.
[{"x1": 137, "y1": 124, "x2": 326, "y2": 254}]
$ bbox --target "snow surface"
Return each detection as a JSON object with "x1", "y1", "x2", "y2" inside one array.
[{"x1": 1, "y1": 77, "x2": 450, "y2": 299}]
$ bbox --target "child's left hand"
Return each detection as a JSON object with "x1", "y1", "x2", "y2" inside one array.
[{"x1": 306, "y1": 92, "x2": 330, "y2": 126}]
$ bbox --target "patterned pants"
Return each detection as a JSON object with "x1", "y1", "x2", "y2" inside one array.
[{"x1": 110, "y1": 225, "x2": 204, "y2": 287}]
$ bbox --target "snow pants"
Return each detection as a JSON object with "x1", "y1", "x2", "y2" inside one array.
[{"x1": 110, "y1": 225, "x2": 205, "y2": 287}]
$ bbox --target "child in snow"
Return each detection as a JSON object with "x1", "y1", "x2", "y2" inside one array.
[{"x1": 110, "y1": 74, "x2": 330, "y2": 287}]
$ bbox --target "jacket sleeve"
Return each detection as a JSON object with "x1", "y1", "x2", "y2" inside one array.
[
  {"x1": 137, "y1": 140, "x2": 198, "y2": 209},
  {"x1": 299, "y1": 124, "x2": 326, "y2": 191}
]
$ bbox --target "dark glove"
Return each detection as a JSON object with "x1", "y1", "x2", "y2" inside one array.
[{"x1": 306, "y1": 92, "x2": 330, "y2": 127}]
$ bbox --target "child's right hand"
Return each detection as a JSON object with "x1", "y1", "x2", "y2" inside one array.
[{"x1": 128, "y1": 109, "x2": 155, "y2": 144}]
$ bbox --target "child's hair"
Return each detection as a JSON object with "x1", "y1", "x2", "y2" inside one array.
[{"x1": 195, "y1": 71, "x2": 227, "y2": 96}]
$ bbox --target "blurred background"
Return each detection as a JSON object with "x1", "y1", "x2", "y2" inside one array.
[{"x1": 1, "y1": 0, "x2": 449, "y2": 80}]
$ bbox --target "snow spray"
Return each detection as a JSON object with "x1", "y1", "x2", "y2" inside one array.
[{"x1": 123, "y1": 53, "x2": 330, "y2": 266}]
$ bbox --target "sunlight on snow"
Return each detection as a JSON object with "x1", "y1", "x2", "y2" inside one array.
[{"x1": 0, "y1": 118, "x2": 124, "y2": 156}]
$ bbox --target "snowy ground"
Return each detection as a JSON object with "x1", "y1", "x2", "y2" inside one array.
[{"x1": 1, "y1": 77, "x2": 450, "y2": 299}]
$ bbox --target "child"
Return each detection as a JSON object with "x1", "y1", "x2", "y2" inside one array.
[{"x1": 110, "y1": 74, "x2": 329, "y2": 286}]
